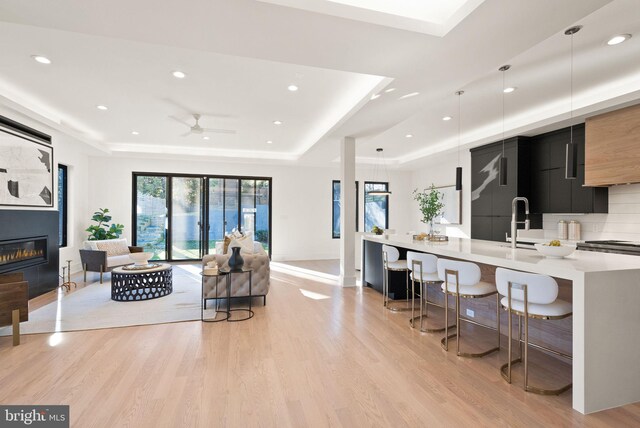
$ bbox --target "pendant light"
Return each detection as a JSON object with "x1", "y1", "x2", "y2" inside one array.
[
  {"x1": 564, "y1": 25, "x2": 582, "y2": 179},
  {"x1": 498, "y1": 65, "x2": 510, "y2": 186},
  {"x1": 455, "y1": 90, "x2": 464, "y2": 191},
  {"x1": 367, "y1": 148, "x2": 392, "y2": 196}
]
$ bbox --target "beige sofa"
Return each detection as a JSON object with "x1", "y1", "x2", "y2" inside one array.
[
  {"x1": 79, "y1": 238, "x2": 143, "y2": 283},
  {"x1": 202, "y1": 242, "x2": 270, "y2": 305}
]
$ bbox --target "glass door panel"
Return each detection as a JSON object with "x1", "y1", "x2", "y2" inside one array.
[
  {"x1": 171, "y1": 177, "x2": 202, "y2": 260},
  {"x1": 255, "y1": 179, "x2": 270, "y2": 254},
  {"x1": 135, "y1": 176, "x2": 167, "y2": 260},
  {"x1": 241, "y1": 179, "x2": 256, "y2": 236},
  {"x1": 207, "y1": 178, "x2": 224, "y2": 254},
  {"x1": 224, "y1": 178, "x2": 239, "y2": 234}
]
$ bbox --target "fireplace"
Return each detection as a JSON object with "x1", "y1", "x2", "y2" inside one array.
[{"x1": 0, "y1": 236, "x2": 48, "y2": 274}]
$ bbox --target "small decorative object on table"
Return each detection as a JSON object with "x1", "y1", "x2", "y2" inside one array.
[
  {"x1": 413, "y1": 184, "x2": 445, "y2": 238},
  {"x1": 203, "y1": 260, "x2": 219, "y2": 276},
  {"x1": 372, "y1": 226, "x2": 384, "y2": 235},
  {"x1": 228, "y1": 245, "x2": 245, "y2": 271},
  {"x1": 129, "y1": 251, "x2": 153, "y2": 266}
]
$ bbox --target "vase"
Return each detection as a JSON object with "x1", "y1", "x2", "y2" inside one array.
[
  {"x1": 228, "y1": 246, "x2": 244, "y2": 272},
  {"x1": 429, "y1": 219, "x2": 435, "y2": 237}
]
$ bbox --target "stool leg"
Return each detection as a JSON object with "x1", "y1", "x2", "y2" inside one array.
[
  {"x1": 420, "y1": 280, "x2": 425, "y2": 331},
  {"x1": 443, "y1": 290, "x2": 449, "y2": 351},
  {"x1": 523, "y1": 285, "x2": 529, "y2": 391},
  {"x1": 507, "y1": 309, "x2": 512, "y2": 383},
  {"x1": 456, "y1": 293, "x2": 461, "y2": 356},
  {"x1": 496, "y1": 293, "x2": 501, "y2": 350}
]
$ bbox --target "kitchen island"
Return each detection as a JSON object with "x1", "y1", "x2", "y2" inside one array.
[{"x1": 362, "y1": 234, "x2": 640, "y2": 414}]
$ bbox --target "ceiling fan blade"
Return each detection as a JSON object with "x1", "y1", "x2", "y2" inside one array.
[
  {"x1": 169, "y1": 115, "x2": 191, "y2": 127},
  {"x1": 180, "y1": 131, "x2": 192, "y2": 137},
  {"x1": 202, "y1": 128, "x2": 237, "y2": 135}
]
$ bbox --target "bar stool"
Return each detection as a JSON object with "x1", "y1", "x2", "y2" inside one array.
[
  {"x1": 495, "y1": 268, "x2": 572, "y2": 395},
  {"x1": 437, "y1": 259, "x2": 500, "y2": 357},
  {"x1": 406, "y1": 251, "x2": 451, "y2": 332},
  {"x1": 382, "y1": 245, "x2": 409, "y2": 311}
]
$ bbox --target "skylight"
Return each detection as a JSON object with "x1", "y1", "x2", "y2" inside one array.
[{"x1": 256, "y1": 0, "x2": 485, "y2": 36}]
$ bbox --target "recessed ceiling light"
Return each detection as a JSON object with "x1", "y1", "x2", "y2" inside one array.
[
  {"x1": 371, "y1": 93, "x2": 381, "y2": 100},
  {"x1": 607, "y1": 34, "x2": 632, "y2": 45},
  {"x1": 273, "y1": 120, "x2": 283, "y2": 125},
  {"x1": 266, "y1": 140, "x2": 273, "y2": 144},
  {"x1": 503, "y1": 86, "x2": 517, "y2": 93},
  {"x1": 203, "y1": 136, "x2": 210, "y2": 140},
  {"x1": 442, "y1": 116, "x2": 452, "y2": 121},
  {"x1": 384, "y1": 88, "x2": 396, "y2": 93},
  {"x1": 287, "y1": 85, "x2": 299, "y2": 92},
  {"x1": 399, "y1": 92, "x2": 419, "y2": 100},
  {"x1": 405, "y1": 134, "x2": 413, "y2": 138},
  {"x1": 131, "y1": 131, "x2": 139, "y2": 135},
  {"x1": 31, "y1": 55, "x2": 51, "y2": 64},
  {"x1": 172, "y1": 71, "x2": 186, "y2": 79},
  {"x1": 96, "y1": 105, "x2": 108, "y2": 111}
]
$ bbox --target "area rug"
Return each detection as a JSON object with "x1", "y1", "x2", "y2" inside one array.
[{"x1": 0, "y1": 264, "x2": 208, "y2": 336}]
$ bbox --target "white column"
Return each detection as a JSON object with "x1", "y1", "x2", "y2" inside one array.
[{"x1": 339, "y1": 136, "x2": 357, "y2": 287}]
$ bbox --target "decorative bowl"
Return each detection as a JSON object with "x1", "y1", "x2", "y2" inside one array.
[
  {"x1": 534, "y1": 243, "x2": 576, "y2": 258},
  {"x1": 129, "y1": 252, "x2": 153, "y2": 266}
]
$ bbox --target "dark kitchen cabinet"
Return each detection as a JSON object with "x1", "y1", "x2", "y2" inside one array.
[
  {"x1": 470, "y1": 137, "x2": 539, "y2": 241},
  {"x1": 528, "y1": 124, "x2": 607, "y2": 214}
]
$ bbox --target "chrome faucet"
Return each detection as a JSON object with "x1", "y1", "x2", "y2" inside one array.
[{"x1": 511, "y1": 197, "x2": 530, "y2": 249}]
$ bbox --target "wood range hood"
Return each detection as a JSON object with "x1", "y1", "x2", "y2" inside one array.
[{"x1": 585, "y1": 103, "x2": 640, "y2": 186}]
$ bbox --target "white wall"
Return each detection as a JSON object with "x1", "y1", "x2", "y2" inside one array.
[
  {"x1": 0, "y1": 105, "x2": 94, "y2": 273},
  {"x1": 409, "y1": 150, "x2": 471, "y2": 238},
  {"x1": 87, "y1": 154, "x2": 412, "y2": 261},
  {"x1": 542, "y1": 183, "x2": 640, "y2": 241}
]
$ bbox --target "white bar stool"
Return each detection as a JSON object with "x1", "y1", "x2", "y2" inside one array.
[
  {"x1": 437, "y1": 259, "x2": 500, "y2": 357},
  {"x1": 406, "y1": 251, "x2": 452, "y2": 332},
  {"x1": 495, "y1": 268, "x2": 572, "y2": 395},
  {"x1": 382, "y1": 245, "x2": 409, "y2": 311}
]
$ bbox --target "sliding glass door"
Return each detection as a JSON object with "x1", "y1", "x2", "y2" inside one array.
[
  {"x1": 171, "y1": 177, "x2": 203, "y2": 260},
  {"x1": 134, "y1": 173, "x2": 271, "y2": 260}
]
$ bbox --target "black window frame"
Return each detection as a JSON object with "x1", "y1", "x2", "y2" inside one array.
[
  {"x1": 332, "y1": 180, "x2": 359, "y2": 239},
  {"x1": 364, "y1": 181, "x2": 389, "y2": 231},
  {"x1": 132, "y1": 172, "x2": 272, "y2": 261},
  {"x1": 58, "y1": 164, "x2": 68, "y2": 248}
]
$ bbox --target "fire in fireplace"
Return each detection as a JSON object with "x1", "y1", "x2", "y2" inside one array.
[{"x1": 0, "y1": 236, "x2": 48, "y2": 273}]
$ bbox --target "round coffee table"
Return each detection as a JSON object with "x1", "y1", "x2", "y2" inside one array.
[{"x1": 111, "y1": 263, "x2": 173, "y2": 301}]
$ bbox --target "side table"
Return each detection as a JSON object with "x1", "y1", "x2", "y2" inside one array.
[
  {"x1": 223, "y1": 268, "x2": 254, "y2": 322},
  {"x1": 200, "y1": 270, "x2": 230, "y2": 322}
]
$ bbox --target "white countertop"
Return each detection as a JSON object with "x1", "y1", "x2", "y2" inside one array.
[{"x1": 364, "y1": 235, "x2": 640, "y2": 281}]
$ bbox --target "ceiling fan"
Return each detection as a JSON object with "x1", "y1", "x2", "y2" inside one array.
[{"x1": 170, "y1": 113, "x2": 236, "y2": 137}]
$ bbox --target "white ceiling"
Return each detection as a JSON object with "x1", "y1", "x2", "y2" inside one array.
[{"x1": 0, "y1": 0, "x2": 638, "y2": 168}]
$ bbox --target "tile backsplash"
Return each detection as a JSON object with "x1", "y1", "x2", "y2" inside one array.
[{"x1": 542, "y1": 183, "x2": 640, "y2": 241}]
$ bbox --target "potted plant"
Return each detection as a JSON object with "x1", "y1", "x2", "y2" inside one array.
[
  {"x1": 86, "y1": 208, "x2": 124, "y2": 240},
  {"x1": 413, "y1": 185, "x2": 445, "y2": 237}
]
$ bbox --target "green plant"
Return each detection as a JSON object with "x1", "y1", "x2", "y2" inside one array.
[
  {"x1": 86, "y1": 208, "x2": 124, "y2": 240},
  {"x1": 413, "y1": 185, "x2": 445, "y2": 226}
]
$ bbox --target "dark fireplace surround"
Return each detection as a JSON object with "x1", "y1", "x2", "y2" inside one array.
[{"x1": 0, "y1": 211, "x2": 59, "y2": 298}]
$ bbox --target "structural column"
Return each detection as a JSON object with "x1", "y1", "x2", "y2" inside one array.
[{"x1": 339, "y1": 136, "x2": 356, "y2": 287}]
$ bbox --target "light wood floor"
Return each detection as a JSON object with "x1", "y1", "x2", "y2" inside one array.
[{"x1": 1, "y1": 265, "x2": 639, "y2": 427}]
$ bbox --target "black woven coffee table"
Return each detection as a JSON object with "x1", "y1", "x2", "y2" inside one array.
[{"x1": 111, "y1": 263, "x2": 173, "y2": 301}]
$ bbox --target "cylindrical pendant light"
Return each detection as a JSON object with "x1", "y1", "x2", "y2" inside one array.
[
  {"x1": 455, "y1": 90, "x2": 464, "y2": 191},
  {"x1": 498, "y1": 65, "x2": 510, "y2": 187},
  {"x1": 564, "y1": 25, "x2": 582, "y2": 179}
]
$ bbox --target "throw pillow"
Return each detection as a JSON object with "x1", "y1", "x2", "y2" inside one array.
[
  {"x1": 95, "y1": 239, "x2": 130, "y2": 257},
  {"x1": 233, "y1": 234, "x2": 255, "y2": 255},
  {"x1": 223, "y1": 235, "x2": 233, "y2": 254}
]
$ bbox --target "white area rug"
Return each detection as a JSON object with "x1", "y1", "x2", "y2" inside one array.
[{"x1": 0, "y1": 264, "x2": 208, "y2": 336}]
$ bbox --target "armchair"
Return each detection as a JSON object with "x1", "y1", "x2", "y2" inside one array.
[{"x1": 80, "y1": 238, "x2": 143, "y2": 283}]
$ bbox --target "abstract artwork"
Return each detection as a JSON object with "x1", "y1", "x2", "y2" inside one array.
[{"x1": 0, "y1": 127, "x2": 53, "y2": 207}]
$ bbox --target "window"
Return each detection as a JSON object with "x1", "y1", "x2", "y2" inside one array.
[
  {"x1": 57, "y1": 164, "x2": 68, "y2": 247},
  {"x1": 364, "y1": 182, "x2": 389, "y2": 232},
  {"x1": 133, "y1": 173, "x2": 272, "y2": 260},
  {"x1": 332, "y1": 180, "x2": 358, "y2": 239}
]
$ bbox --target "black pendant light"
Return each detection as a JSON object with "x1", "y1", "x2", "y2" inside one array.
[
  {"x1": 367, "y1": 148, "x2": 392, "y2": 196},
  {"x1": 564, "y1": 25, "x2": 582, "y2": 179},
  {"x1": 498, "y1": 65, "x2": 510, "y2": 186},
  {"x1": 455, "y1": 90, "x2": 464, "y2": 191}
]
